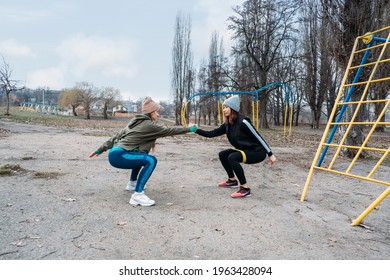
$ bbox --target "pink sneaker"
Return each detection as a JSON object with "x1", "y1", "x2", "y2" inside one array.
[
  {"x1": 217, "y1": 179, "x2": 239, "y2": 188},
  {"x1": 231, "y1": 186, "x2": 251, "y2": 198}
]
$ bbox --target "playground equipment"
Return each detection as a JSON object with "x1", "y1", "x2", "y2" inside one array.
[
  {"x1": 181, "y1": 82, "x2": 295, "y2": 136},
  {"x1": 301, "y1": 26, "x2": 390, "y2": 225},
  {"x1": 20, "y1": 102, "x2": 58, "y2": 114}
]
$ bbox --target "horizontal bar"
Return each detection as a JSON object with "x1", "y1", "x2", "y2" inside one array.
[
  {"x1": 344, "y1": 76, "x2": 390, "y2": 87},
  {"x1": 349, "y1": 58, "x2": 390, "y2": 70},
  {"x1": 329, "y1": 121, "x2": 390, "y2": 125},
  {"x1": 321, "y1": 143, "x2": 388, "y2": 153},
  {"x1": 337, "y1": 99, "x2": 390, "y2": 105},
  {"x1": 354, "y1": 41, "x2": 390, "y2": 54},
  {"x1": 313, "y1": 166, "x2": 390, "y2": 186}
]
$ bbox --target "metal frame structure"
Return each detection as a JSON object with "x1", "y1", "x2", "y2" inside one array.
[
  {"x1": 301, "y1": 26, "x2": 390, "y2": 225},
  {"x1": 181, "y1": 82, "x2": 294, "y2": 136}
]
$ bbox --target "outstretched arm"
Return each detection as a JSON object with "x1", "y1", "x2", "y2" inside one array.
[{"x1": 195, "y1": 123, "x2": 226, "y2": 138}]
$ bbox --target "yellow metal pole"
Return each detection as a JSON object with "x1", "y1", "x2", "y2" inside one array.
[
  {"x1": 217, "y1": 100, "x2": 221, "y2": 124},
  {"x1": 283, "y1": 104, "x2": 287, "y2": 137},
  {"x1": 256, "y1": 100, "x2": 259, "y2": 131},
  {"x1": 289, "y1": 103, "x2": 293, "y2": 137},
  {"x1": 314, "y1": 166, "x2": 390, "y2": 186},
  {"x1": 252, "y1": 100, "x2": 255, "y2": 123},
  {"x1": 181, "y1": 101, "x2": 188, "y2": 126},
  {"x1": 351, "y1": 187, "x2": 390, "y2": 226},
  {"x1": 180, "y1": 103, "x2": 184, "y2": 125},
  {"x1": 368, "y1": 148, "x2": 390, "y2": 178},
  {"x1": 221, "y1": 101, "x2": 225, "y2": 123}
]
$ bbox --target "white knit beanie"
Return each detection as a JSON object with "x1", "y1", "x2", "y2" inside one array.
[{"x1": 223, "y1": 95, "x2": 240, "y2": 112}]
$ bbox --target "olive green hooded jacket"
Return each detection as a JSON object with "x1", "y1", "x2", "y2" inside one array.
[{"x1": 96, "y1": 114, "x2": 190, "y2": 154}]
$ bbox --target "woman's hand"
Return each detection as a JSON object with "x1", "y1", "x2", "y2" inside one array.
[
  {"x1": 188, "y1": 122, "x2": 197, "y2": 132},
  {"x1": 268, "y1": 154, "x2": 276, "y2": 165},
  {"x1": 89, "y1": 150, "x2": 100, "y2": 158}
]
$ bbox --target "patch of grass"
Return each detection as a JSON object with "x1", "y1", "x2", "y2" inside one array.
[
  {"x1": 0, "y1": 108, "x2": 128, "y2": 130},
  {"x1": 21, "y1": 156, "x2": 35, "y2": 161},
  {"x1": 82, "y1": 131, "x2": 112, "y2": 137},
  {"x1": 33, "y1": 171, "x2": 62, "y2": 179},
  {"x1": 0, "y1": 164, "x2": 24, "y2": 176}
]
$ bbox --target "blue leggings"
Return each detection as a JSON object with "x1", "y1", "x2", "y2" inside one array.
[{"x1": 108, "y1": 146, "x2": 157, "y2": 192}]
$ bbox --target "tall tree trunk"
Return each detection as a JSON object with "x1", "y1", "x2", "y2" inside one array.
[{"x1": 103, "y1": 103, "x2": 108, "y2": 119}]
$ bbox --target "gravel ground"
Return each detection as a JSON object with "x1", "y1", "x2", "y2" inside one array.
[{"x1": 0, "y1": 119, "x2": 389, "y2": 261}]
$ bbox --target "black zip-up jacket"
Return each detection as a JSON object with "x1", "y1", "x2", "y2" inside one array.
[{"x1": 195, "y1": 114, "x2": 273, "y2": 156}]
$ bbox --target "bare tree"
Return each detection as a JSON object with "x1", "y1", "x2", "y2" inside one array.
[
  {"x1": 171, "y1": 11, "x2": 194, "y2": 124},
  {"x1": 0, "y1": 55, "x2": 23, "y2": 115},
  {"x1": 197, "y1": 60, "x2": 209, "y2": 125},
  {"x1": 99, "y1": 86, "x2": 121, "y2": 119},
  {"x1": 228, "y1": 0, "x2": 301, "y2": 128},
  {"x1": 58, "y1": 88, "x2": 83, "y2": 116},
  {"x1": 206, "y1": 31, "x2": 226, "y2": 125},
  {"x1": 76, "y1": 81, "x2": 97, "y2": 119},
  {"x1": 267, "y1": 28, "x2": 301, "y2": 127},
  {"x1": 301, "y1": 0, "x2": 333, "y2": 129}
]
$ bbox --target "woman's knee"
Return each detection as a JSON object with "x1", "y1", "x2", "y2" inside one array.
[
  {"x1": 219, "y1": 149, "x2": 231, "y2": 160},
  {"x1": 228, "y1": 153, "x2": 242, "y2": 164},
  {"x1": 143, "y1": 154, "x2": 157, "y2": 167}
]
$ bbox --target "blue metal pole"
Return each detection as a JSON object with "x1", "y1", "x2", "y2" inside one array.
[{"x1": 372, "y1": 36, "x2": 389, "y2": 43}]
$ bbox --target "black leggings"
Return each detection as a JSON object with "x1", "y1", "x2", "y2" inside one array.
[{"x1": 218, "y1": 149, "x2": 266, "y2": 185}]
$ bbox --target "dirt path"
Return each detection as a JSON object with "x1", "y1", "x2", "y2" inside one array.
[{"x1": 0, "y1": 120, "x2": 389, "y2": 260}]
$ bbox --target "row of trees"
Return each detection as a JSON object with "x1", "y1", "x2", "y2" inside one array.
[
  {"x1": 0, "y1": 73, "x2": 123, "y2": 119},
  {"x1": 57, "y1": 82, "x2": 121, "y2": 119},
  {"x1": 0, "y1": 73, "x2": 177, "y2": 118},
  {"x1": 0, "y1": 52, "x2": 124, "y2": 119},
  {"x1": 171, "y1": 0, "x2": 389, "y2": 134}
]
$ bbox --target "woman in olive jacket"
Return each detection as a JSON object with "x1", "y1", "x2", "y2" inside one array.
[
  {"x1": 89, "y1": 96, "x2": 197, "y2": 206},
  {"x1": 195, "y1": 95, "x2": 276, "y2": 198}
]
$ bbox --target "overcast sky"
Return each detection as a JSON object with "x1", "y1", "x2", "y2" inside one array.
[{"x1": 0, "y1": 0, "x2": 245, "y2": 102}]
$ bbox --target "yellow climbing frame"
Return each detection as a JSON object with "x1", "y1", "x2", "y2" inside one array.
[{"x1": 301, "y1": 26, "x2": 390, "y2": 226}]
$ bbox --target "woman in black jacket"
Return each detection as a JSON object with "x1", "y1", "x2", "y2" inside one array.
[{"x1": 194, "y1": 95, "x2": 276, "y2": 198}]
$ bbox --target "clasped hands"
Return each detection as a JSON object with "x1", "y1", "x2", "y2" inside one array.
[{"x1": 188, "y1": 122, "x2": 197, "y2": 132}]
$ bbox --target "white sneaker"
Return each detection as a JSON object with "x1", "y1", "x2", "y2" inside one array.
[
  {"x1": 126, "y1": 180, "x2": 146, "y2": 191},
  {"x1": 129, "y1": 192, "x2": 155, "y2": 206},
  {"x1": 126, "y1": 180, "x2": 137, "y2": 191}
]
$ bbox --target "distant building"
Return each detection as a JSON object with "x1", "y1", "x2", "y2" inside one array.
[
  {"x1": 112, "y1": 104, "x2": 128, "y2": 115},
  {"x1": 123, "y1": 100, "x2": 138, "y2": 113}
]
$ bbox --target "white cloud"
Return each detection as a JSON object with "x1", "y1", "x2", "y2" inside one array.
[
  {"x1": 57, "y1": 34, "x2": 138, "y2": 79},
  {"x1": 0, "y1": 39, "x2": 35, "y2": 57},
  {"x1": 26, "y1": 67, "x2": 65, "y2": 89},
  {"x1": 192, "y1": 0, "x2": 245, "y2": 60}
]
